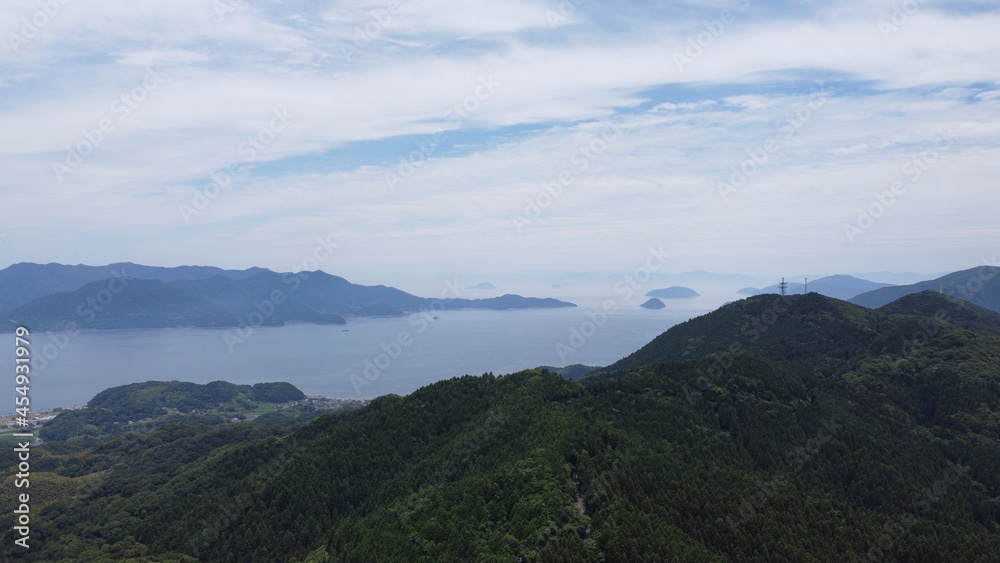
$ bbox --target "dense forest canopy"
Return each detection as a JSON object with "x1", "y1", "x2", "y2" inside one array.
[{"x1": 2, "y1": 292, "x2": 998, "y2": 561}]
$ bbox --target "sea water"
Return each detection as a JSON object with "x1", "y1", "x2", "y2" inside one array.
[{"x1": 5, "y1": 306, "x2": 708, "y2": 411}]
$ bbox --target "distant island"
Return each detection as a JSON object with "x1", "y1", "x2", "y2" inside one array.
[
  {"x1": 0, "y1": 262, "x2": 576, "y2": 331},
  {"x1": 640, "y1": 298, "x2": 666, "y2": 309},
  {"x1": 469, "y1": 282, "x2": 498, "y2": 290},
  {"x1": 645, "y1": 286, "x2": 699, "y2": 299}
]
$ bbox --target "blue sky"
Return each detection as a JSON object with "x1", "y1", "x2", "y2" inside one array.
[{"x1": 1, "y1": 0, "x2": 998, "y2": 292}]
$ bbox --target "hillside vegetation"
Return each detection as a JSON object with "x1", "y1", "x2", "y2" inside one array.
[
  {"x1": 850, "y1": 265, "x2": 1000, "y2": 312},
  {"x1": 37, "y1": 381, "x2": 309, "y2": 443},
  {"x1": 2, "y1": 293, "x2": 998, "y2": 561}
]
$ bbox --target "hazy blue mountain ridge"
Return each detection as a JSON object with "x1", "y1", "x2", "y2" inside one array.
[
  {"x1": 2, "y1": 267, "x2": 576, "y2": 331},
  {"x1": 738, "y1": 274, "x2": 894, "y2": 300},
  {"x1": 850, "y1": 265, "x2": 1000, "y2": 312},
  {"x1": 0, "y1": 261, "x2": 269, "y2": 313}
]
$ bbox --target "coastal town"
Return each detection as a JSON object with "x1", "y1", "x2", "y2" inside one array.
[{"x1": 0, "y1": 395, "x2": 370, "y2": 443}]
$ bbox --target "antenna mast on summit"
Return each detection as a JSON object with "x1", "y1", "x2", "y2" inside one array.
[
  {"x1": 779, "y1": 277, "x2": 788, "y2": 296},
  {"x1": 804, "y1": 278, "x2": 808, "y2": 294}
]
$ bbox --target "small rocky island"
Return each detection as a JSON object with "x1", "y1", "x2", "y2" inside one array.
[{"x1": 640, "y1": 297, "x2": 666, "y2": 309}]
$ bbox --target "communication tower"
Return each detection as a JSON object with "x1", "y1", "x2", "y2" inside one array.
[{"x1": 779, "y1": 277, "x2": 788, "y2": 296}]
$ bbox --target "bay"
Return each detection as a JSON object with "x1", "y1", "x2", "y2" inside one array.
[{"x1": 6, "y1": 306, "x2": 707, "y2": 411}]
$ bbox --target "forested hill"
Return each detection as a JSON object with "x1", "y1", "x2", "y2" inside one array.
[
  {"x1": 592, "y1": 290, "x2": 1000, "y2": 380},
  {"x1": 2, "y1": 292, "x2": 999, "y2": 561},
  {"x1": 38, "y1": 380, "x2": 309, "y2": 442},
  {"x1": 849, "y1": 265, "x2": 1000, "y2": 311},
  {"x1": 878, "y1": 290, "x2": 1000, "y2": 336},
  {"x1": 592, "y1": 292, "x2": 880, "y2": 379}
]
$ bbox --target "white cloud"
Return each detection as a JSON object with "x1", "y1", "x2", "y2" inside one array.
[
  {"x1": 651, "y1": 100, "x2": 717, "y2": 112},
  {"x1": 0, "y1": 0, "x2": 998, "y2": 278},
  {"x1": 722, "y1": 95, "x2": 782, "y2": 110},
  {"x1": 975, "y1": 89, "x2": 1000, "y2": 101},
  {"x1": 830, "y1": 143, "x2": 871, "y2": 156},
  {"x1": 113, "y1": 49, "x2": 211, "y2": 67}
]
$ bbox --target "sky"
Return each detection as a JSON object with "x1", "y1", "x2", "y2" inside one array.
[{"x1": 1, "y1": 0, "x2": 998, "y2": 291}]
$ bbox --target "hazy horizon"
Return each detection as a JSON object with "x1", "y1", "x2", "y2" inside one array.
[{"x1": 0, "y1": 258, "x2": 964, "y2": 312}]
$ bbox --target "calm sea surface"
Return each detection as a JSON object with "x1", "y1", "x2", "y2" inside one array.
[{"x1": 6, "y1": 307, "x2": 708, "y2": 411}]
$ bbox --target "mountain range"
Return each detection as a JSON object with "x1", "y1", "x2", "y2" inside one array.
[
  {"x1": 734, "y1": 267, "x2": 1000, "y2": 315},
  {"x1": 0, "y1": 263, "x2": 576, "y2": 331},
  {"x1": 3, "y1": 284, "x2": 999, "y2": 560},
  {"x1": 0, "y1": 262, "x2": 268, "y2": 313},
  {"x1": 849, "y1": 265, "x2": 1000, "y2": 311},
  {"x1": 737, "y1": 274, "x2": 895, "y2": 300}
]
